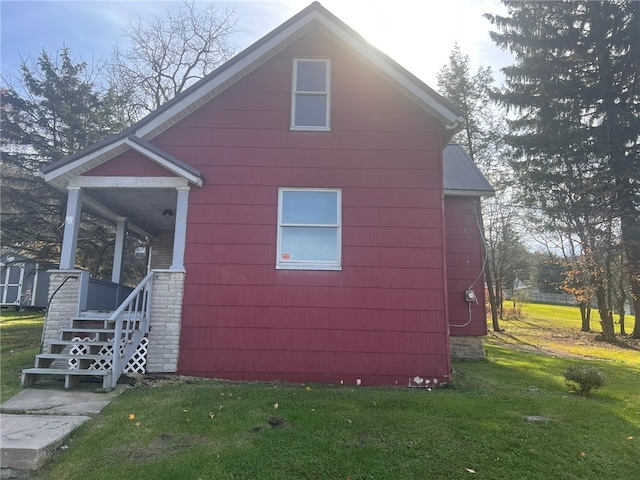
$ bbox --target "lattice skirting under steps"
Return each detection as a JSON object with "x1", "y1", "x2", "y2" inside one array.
[{"x1": 68, "y1": 337, "x2": 148, "y2": 374}]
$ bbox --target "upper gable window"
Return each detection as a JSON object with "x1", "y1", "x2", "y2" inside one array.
[{"x1": 291, "y1": 59, "x2": 331, "y2": 131}]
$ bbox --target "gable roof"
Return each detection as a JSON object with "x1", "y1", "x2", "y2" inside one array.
[
  {"x1": 40, "y1": 1, "x2": 465, "y2": 184},
  {"x1": 443, "y1": 144, "x2": 494, "y2": 196},
  {"x1": 40, "y1": 134, "x2": 203, "y2": 189}
]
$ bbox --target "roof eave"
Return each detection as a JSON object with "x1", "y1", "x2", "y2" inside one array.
[
  {"x1": 444, "y1": 189, "x2": 495, "y2": 197},
  {"x1": 40, "y1": 2, "x2": 466, "y2": 180},
  {"x1": 124, "y1": 2, "x2": 467, "y2": 139},
  {"x1": 40, "y1": 135, "x2": 203, "y2": 190}
]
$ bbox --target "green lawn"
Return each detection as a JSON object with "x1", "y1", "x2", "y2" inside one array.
[
  {"x1": 0, "y1": 310, "x2": 44, "y2": 402},
  {"x1": 490, "y1": 303, "x2": 640, "y2": 367},
  {"x1": 25, "y1": 347, "x2": 639, "y2": 480},
  {"x1": 4, "y1": 303, "x2": 631, "y2": 480}
]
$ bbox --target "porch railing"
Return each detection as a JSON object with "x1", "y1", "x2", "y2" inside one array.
[
  {"x1": 86, "y1": 277, "x2": 134, "y2": 311},
  {"x1": 109, "y1": 271, "x2": 154, "y2": 388}
]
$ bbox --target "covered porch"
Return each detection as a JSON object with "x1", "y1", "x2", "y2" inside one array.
[{"x1": 26, "y1": 135, "x2": 203, "y2": 387}]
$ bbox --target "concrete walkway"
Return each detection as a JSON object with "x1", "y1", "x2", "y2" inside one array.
[{"x1": 0, "y1": 380, "x2": 126, "y2": 478}]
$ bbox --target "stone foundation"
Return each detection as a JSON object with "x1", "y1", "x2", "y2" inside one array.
[
  {"x1": 146, "y1": 270, "x2": 185, "y2": 373},
  {"x1": 449, "y1": 336, "x2": 485, "y2": 361}
]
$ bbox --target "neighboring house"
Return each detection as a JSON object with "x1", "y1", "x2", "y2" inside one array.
[{"x1": 23, "y1": 2, "x2": 493, "y2": 390}]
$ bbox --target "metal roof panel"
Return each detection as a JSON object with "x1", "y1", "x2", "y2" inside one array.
[{"x1": 443, "y1": 144, "x2": 494, "y2": 196}]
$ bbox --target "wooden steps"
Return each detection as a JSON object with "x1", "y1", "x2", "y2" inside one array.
[
  {"x1": 22, "y1": 313, "x2": 117, "y2": 390},
  {"x1": 21, "y1": 368, "x2": 112, "y2": 389}
]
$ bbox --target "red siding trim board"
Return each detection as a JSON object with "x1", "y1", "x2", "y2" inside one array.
[
  {"x1": 151, "y1": 29, "x2": 464, "y2": 385},
  {"x1": 83, "y1": 150, "x2": 177, "y2": 177}
]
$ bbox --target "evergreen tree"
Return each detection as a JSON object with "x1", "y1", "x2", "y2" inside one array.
[
  {"x1": 1, "y1": 48, "x2": 127, "y2": 274},
  {"x1": 486, "y1": 0, "x2": 640, "y2": 340},
  {"x1": 530, "y1": 252, "x2": 568, "y2": 295},
  {"x1": 437, "y1": 44, "x2": 505, "y2": 184}
]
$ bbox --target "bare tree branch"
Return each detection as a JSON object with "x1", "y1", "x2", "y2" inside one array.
[{"x1": 110, "y1": 0, "x2": 238, "y2": 117}]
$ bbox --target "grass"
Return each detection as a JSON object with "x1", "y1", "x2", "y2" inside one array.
[
  {"x1": 28, "y1": 350, "x2": 640, "y2": 480},
  {"x1": 491, "y1": 302, "x2": 640, "y2": 367},
  {"x1": 0, "y1": 310, "x2": 45, "y2": 402},
  {"x1": 2, "y1": 305, "x2": 639, "y2": 479}
]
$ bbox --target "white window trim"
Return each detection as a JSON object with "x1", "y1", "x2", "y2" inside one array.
[
  {"x1": 276, "y1": 187, "x2": 342, "y2": 270},
  {"x1": 290, "y1": 58, "x2": 331, "y2": 131}
]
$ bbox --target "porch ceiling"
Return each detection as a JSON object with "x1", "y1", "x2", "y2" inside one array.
[{"x1": 85, "y1": 187, "x2": 178, "y2": 236}]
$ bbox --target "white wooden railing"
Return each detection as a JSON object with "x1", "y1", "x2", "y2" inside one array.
[{"x1": 109, "y1": 272, "x2": 154, "y2": 388}]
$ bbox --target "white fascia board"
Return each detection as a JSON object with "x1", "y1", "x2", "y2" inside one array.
[
  {"x1": 128, "y1": 9, "x2": 461, "y2": 138},
  {"x1": 133, "y1": 18, "x2": 315, "y2": 139},
  {"x1": 42, "y1": 140, "x2": 129, "y2": 184},
  {"x1": 69, "y1": 176, "x2": 189, "y2": 189},
  {"x1": 123, "y1": 138, "x2": 203, "y2": 186},
  {"x1": 44, "y1": 137, "x2": 201, "y2": 188},
  {"x1": 444, "y1": 189, "x2": 495, "y2": 197},
  {"x1": 314, "y1": 14, "x2": 462, "y2": 125}
]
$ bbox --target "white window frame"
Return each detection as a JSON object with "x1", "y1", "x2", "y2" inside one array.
[
  {"x1": 276, "y1": 187, "x2": 342, "y2": 270},
  {"x1": 290, "y1": 58, "x2": 331, "y2": 131}
]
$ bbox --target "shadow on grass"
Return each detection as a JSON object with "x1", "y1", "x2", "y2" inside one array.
[{"x1": 601, "y1": 337, "x2": 640, "y2": 352}]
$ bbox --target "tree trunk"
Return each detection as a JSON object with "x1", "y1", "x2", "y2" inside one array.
[
  {"x1": 594, "y1": 284, "x2": 616, "y2": 342},
  {"x1": 485, "y1": 268, "x2": 501, "y2": 332},
  {"x1": 617, "y1": 268, "x2": 627, "y2": 335},
  {"x1": 579, "y1": 302, "x2": 591, "y2": 332},
  {"x1": 621, "y1": 219, "x2": 640, "y2": 339},
  {"x1": 631, "y1": 282, "x2": 640, "y2": 339}
]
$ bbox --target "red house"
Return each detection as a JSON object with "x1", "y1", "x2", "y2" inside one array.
[{"x1": 24, "y1": 3, "x2": 493, "y2": 390}]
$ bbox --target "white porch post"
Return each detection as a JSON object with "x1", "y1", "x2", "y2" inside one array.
[
  {"x1": 59, "y1": 187, "x2": 83, "y2": 270},
  {"x1": 170, "y1": 186, "x2": 190, "y2": 270},
  {"x1": 112, "y1": 216, "x2": 127, "y2": 283}
]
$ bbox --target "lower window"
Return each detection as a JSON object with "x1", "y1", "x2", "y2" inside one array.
[{"x1": 276, "y1": 188, "x2": 342, "y2": 270}]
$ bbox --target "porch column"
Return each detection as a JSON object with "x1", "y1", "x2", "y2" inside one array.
[
  {"x1": 170, "y1": 186, "x2": 190, "y2": 270},
  {"x1": 112, "y1": 217, "x2": 127, "y2": 283},
  {"x1": 59, "y1": 187, "x2": 83, "y2": 270}
]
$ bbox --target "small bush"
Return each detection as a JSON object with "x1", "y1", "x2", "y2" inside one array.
[{"x1": 564, "y1": 365, "x2": 606, "y2": 396}]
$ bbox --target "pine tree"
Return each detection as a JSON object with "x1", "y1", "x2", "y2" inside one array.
[
  {"x1": 1, "y1": 48, "x2": 126, "y2": 273},
  {"x1": 436, "y1": 44, "x2": 505, "y2": 185},
  {"x1": 486, "y1": 0, "x2": 640, "y2": 340}
]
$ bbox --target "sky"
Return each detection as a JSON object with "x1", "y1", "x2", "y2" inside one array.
[{"x1": 1, "y1": 0, "x2": 514, "y2": 89}]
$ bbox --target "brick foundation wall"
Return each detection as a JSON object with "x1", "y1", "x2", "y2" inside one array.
[
  {"x1": 146, "y1": 270, "x2": 185, "y2": 373},
  {"x1": 43, "y1": 271, "x2": 86, "y2": 352},
  {"x1": 449, "y1": 336, "x2": 485, "y2": 361}
]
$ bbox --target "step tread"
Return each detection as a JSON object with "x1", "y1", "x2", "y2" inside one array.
[
  {"x1": 22, "y1": 368, "x2": 111, "y2": 376},
  {"x1": 49, "y1": 340, "x2": 114, "y2": 347},
  {"x1": 62, "y1": 328, "x2": 116, "y2": 334},
  {"x1": 37, "y1": 353, "x2": 110, "y2": 360}
]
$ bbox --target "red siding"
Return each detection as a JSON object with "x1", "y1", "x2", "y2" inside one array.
[
  {"x1": 156, "y1": 30, "x2": 452, "y2": 385},
  {"x1": 444, "y1": 196, "x2": 487, "y2": 336},
  {"x1": 84, "y1": 150, "x2": 177, "y2": 177}
]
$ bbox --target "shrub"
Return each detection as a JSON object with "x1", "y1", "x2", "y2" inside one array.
[{"x1": 563, "y1": 365, "x2": 606, "y2": 396}]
